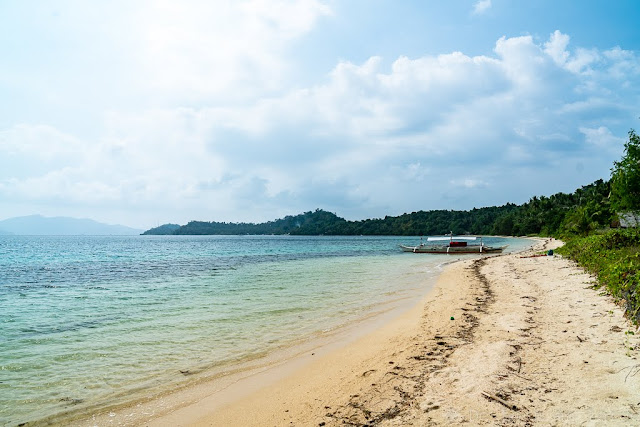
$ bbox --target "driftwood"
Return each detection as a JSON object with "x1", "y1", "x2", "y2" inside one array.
[{"x1": 481, "y1": 391, "x2": 518, "y2": 411}]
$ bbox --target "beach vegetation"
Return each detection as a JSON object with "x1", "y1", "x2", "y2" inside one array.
[
  {"x1": 555, "y1": 128, "x2": 640, "y2": 324},
  {"x1": 610, "y1": 129, "x2": 640, "y2": 213},
  {"x1": 142, "y1": 223, "x2": 181, "y2": 235},
  {"x1": 556, "y1": 228, "x2": 640, "y2": 324},
  {"x1": 142, "y1": 179, "x2": 612, "y2": 236}
]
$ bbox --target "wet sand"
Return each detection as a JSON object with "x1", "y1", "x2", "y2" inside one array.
[{"x1": 84, "y1": 239, "x2": 640, "y2": 426}]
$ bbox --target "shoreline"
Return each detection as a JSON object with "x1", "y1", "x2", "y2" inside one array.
[
  {"x1": 186, "y1": 236, "x2": 638, "y2": 426},
  {"x1": 78, "y1": 240, "x2": 536, "y2": 426},
  {"x1": 172, "y1": 250, "x2": 512, "y2": 426},
  {"x1": 80, "y1": 236, "x2": 640, "y2": 425},
  {"x1": 72, "y1": 252, "x2": 453, "y2": 426}
]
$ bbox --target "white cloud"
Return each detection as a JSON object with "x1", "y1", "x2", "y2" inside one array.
[
  {"x1": 136, "y1": 0, "x2": 330, "y2": 100},
  {"x1": 580, "y1": 126, "x2": 624, "y2": 149},
  {"x1": 565, "y1": 48, "x2": 600, "y2": 74},
  {"x1": 544, "y1": 30, "x2": 570, "y2": 66},
  {"x1": 0, "y1": 0, "x2": 332, "y2": 112},
  {"x1": 0, "y1": 124, "x2": 86, "y2": 181},
  {"x1": 1, "y1": 17, "x2": 637, "y2": 226},
  {"x1": 450, "y1": 178, "x2": 489, "y2": 189},
  {"x1": 403, "y1": 163, "x2": 430, "y2": 182},
  {"x1": 603, "y1": 46, "x2": 640, "y2": 80},
  {"x1": 543, "y1": 30, "x2": 617, "y2": 77},
  {"x1": 0, "y1": 124, "x2": 83, "y2": 160},
  {"x1": 472, "y1": 0, "x2": 492, "y2": 15}
]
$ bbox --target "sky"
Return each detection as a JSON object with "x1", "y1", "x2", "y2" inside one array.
[{"x1": 1, "y1": 0, "x2": 639, "y2": 229}]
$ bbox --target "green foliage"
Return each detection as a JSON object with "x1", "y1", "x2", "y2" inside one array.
[
  {"x1": 141, "y1": 223, "x2": 181, "y2": 235},
  {"x1": 555, "y1": 180, "x2": 613, "y2": 237},
  {"x1": 171, "y1": 209, "x2": 347, "y2": 235},
  {"x1": 141, "y1": 178, "x2": 615, "y2": 237},
  {"x1": 560, "y1": 206, "x2": 598, "y2": 236},
  {"x1": 491, "y1": 179, "x2": 612, "y2": 237},
  {"x1": 556, "y1": 229, "x2": 640, "y2": 323},
  {"x1": 611, "y1": 129, "x2": 640, "y2": 212},
  {"x1": 327, "y1": 206, "x2": 520, "y2": 236}
]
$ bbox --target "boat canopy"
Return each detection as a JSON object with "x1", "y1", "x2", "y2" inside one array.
[{"x1": 427, "y1": 236, "x2": 478, "y2": 241}]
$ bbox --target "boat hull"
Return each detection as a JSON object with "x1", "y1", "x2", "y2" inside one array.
[{"x1": 400, "y1": 245, "x2": 506, "y2": 254}]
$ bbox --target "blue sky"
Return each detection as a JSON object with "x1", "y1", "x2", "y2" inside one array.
[{"x1": 1, "y1": 0, "x2": 639, "y2": 229}]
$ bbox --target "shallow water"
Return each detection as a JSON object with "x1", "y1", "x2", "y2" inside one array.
[{"x1": 0, "y1": 235, "x2": 531, "y2": 425}]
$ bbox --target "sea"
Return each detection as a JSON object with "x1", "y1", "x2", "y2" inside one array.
[{"x1": 0, "y1": 235, "x2": 532, "y2": 425}]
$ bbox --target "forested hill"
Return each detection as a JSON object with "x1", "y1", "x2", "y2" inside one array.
[{"x1": 142, "y1": 178, "x2": 613, "y2": 236}]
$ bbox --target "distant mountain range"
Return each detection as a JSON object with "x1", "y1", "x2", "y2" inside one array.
[{"x1": 0, "y1": 215, "x2": 142, "y2": 235}]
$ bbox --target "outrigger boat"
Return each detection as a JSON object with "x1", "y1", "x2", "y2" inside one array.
[{"x1": 400, "y1": 235, "x2": 506, "y2": 254}]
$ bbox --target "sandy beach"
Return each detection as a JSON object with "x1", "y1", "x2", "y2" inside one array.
[{"x1": 85, "y1": 239, "x2": 640, "y2": 426}]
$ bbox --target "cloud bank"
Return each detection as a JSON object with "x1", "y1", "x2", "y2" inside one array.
[{"x1": 0, "y1": 2, "x2": 638, "y2": 228}]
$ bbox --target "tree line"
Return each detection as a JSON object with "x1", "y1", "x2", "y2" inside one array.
[
  {"x1": 556, "y1": 129, "x2": 640, "y2": 323},
  {"x1": 141, "y1": 179, "x2": 607, "y2": 237},
  {"x1": 143, "y1": 129, "x2": 639, "y2": 238},
  {"x1": 141, "y1": 178, "x2": 612, "y2": 237}
]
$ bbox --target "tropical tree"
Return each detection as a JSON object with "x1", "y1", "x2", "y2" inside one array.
[{"x1": 611, "y1": 129, "x2": 640, "y2": 212}]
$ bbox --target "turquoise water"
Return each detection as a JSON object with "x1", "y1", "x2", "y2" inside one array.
[{"x1": 0, "y1": 235, "x2": 531, "y2": 425}]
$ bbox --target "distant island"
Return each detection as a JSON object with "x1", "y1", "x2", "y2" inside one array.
[
  {"x1": 142, "y1": 178, "x2": 614, "y2": 237},
  {"x1": 0, "y1": 215, "x2": 143, "y2": 236},
  {"x1": 142, "y1": 224, "x2": 181, "y2": 235}
]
